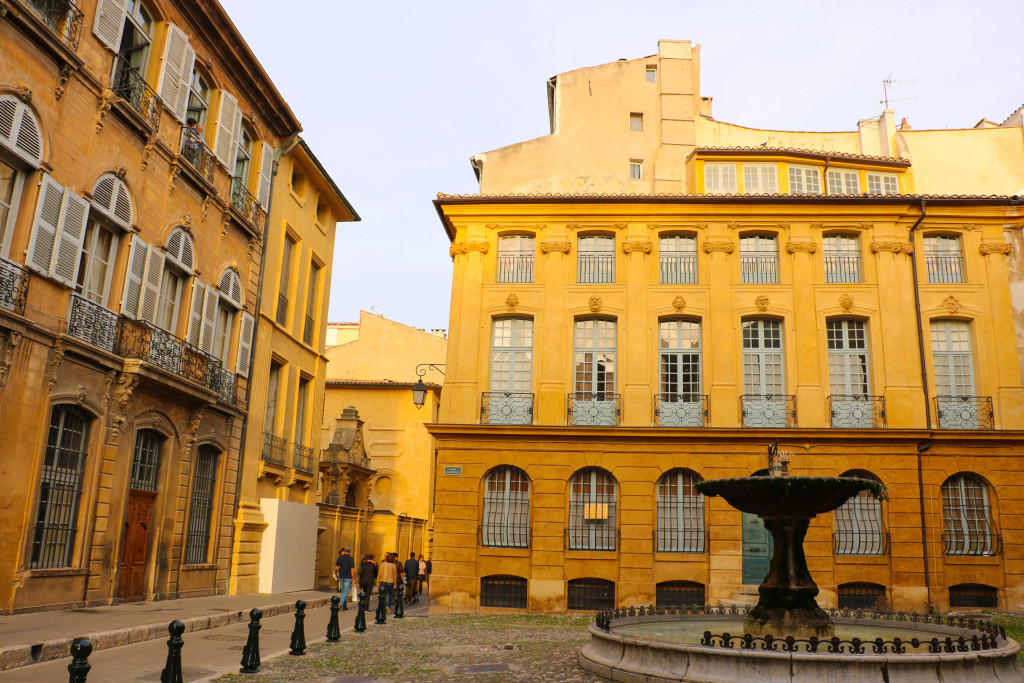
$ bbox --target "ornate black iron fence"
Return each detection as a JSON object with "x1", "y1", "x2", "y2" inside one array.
[
  {"x1": 206, "y1": 360, "x2": 236, "y2": 403},
  {"x1": 231, "y1": 177, "x2": 264, "y2": 226},
  {"x1": 829, "y1": 394, "x2": 885, "y2": 428},
  {"x1": 116, "y1": 318, "x2": 210, "y2": 384},
  {"x1": 654, "y1": 393, "x2": 708, "y2": 427},
  {"x1": 0, "y1": 258, "x2": 29, "y2": 315},
  {"x1": 66, "y1": 295, "x2": 119, "y2": 352},
  {"x1": 740, "y1": 394, "x2": 796, "y2": 427},
  {"x1": 568, "y1": 392, "x2": 620, "y2": 426},
  {"x1": 934, "y1": 396, "x2": 994, "y2": 430},
  {"x1": 481, "y1": 392, "x2": 533, "y2": 424},
  {"x1": 261, "y1": 432, "x2": 287, "y2": 465},
  {"x1": 179, "y1": 131, "x2": 216, "y2": 184},
  {"x1": 293, "y1": 444, "x2": 315, "y2": 473},
  {"x1": 496, "y1": 255, "x2": 534, "y2": 283},
  {"x1": 26, "y1": 0, "x2": 84, "y2": 50},
  {"x1": 111, "y1": 54, "x2": 160, "y2": 129}
]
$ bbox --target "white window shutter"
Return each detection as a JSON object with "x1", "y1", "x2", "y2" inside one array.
[
  {"x1": 187, "y1": 280, "x2": 206, "y2": 345},
  {"x1": 236, "y1": 311, "x2": 255, "y2": 376},
  {"x1": 121, "y1": 235, "x2": 149, "y2": 319},
  {"x1": 200, "y1": 289, "x2": 219, "y2": 353},
  {"x1": 227, "y1": 107, "x2": 243, "y2": 173},
  {"x1": 93, "y1": 0, "x2": 129, "y2": 51},
  {"x1": 257, "y1": 142, "x2": 274, "y2": 208},
  {"x1": 139, "y1": 248, "x2": 165, "y2": 324},
  {"x1": 175, "y1": 44, "x2": 197, "y2": 124},
  {"x1": 213, "y1": 91, "x2": 238, "y2": 166},
  {"x1": 51, "y1": 191, "x2": 90, "y2": 286},
  {"x1": 0, "y1": 97, "x2": 43, "y2": 166},
  {"x1": 157, "y1": 24, "x2": 189, "y2": 123},
  {"x1": 27, "y1": 175, "x2": 65, "y2": 275}
]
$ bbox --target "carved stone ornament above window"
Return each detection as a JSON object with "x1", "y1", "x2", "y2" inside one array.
[
  {"x1": 942, "y1": 295, "x2": 961, "y2": 314},
  {"x1": 839, "y1": 294, "x2": 854, "y2": 312},
  {"x1": 622, "y1": 241, "x2": 653, "y2": 255},
  {"x1": 702, "y1": 241, "x2": 734, "y2": 255},
  {"x1": 540, "y1": 241, "x2": 571, "y2": 255},
  {"x1": 729, "y1": 222, "x2": 789, "y2": 231},
  {"x1": 672, "y1": 296, "x2": 686, "y2": 312},
  {"x1": 870, "y1": 241, "x2": 914, "y2": 257},
  {"x1": 589, "y1": 295, "x2": 602, "y2": 313},
  {"x1": 755, "y1": 295, "x2": 769, "y2": 312},
  {"x1": 566, "y1": 222, "x2": 626, "y2": 231},
  {"x1": 979, "y1": 242, "x2": 1012, "y2": 256},
  {"x1": 449, "y1": 241, "x2": 489, "y2": 258},
  {"x1": 505, "y1": 293, "x2": 519, "y2": 311},
  {"x1": 785, "y1": 241, "x2": 817, "y2": 254}
]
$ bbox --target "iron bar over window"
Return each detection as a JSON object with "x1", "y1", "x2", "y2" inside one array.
[
  {"x1": 130, "y1": 429, "x2": 162, "y2": 492},
  {"x1": 480, "y1": 575, "x2": 528, "y2": 608},
  {"x1": 834, "y1": 472, "x2": 886, "y2": 555},
  {"x1": 497, "y1": 235, "x2": 534, "y2": 283},
  {"x1": 0, "y1": 258, "x2": 29, "y2": 315},
  {"x1": 948, "y1": 584, "x2": 998, "y2": 608},
  {"x1": 577, "y1": 235, "x2": 615, "y2": 283},
  {"x1": 293, "y1": 444, "x2": 314, "y2": 474},
  {"x1": 184, "y1": 447, "x2": 216, "y2": 564},
  {"x1": 942, "y1": 474, "x2": 996, "y2": 556},
  {"x1": 739, "y1": 235, "x2": 778, "y2": 284},
  {"x1": 656, "y1": 469, "x2": 705, "y2": 552},
  {"x1": 568, "y1": 468, "x2": 616, "y2": 551},
  {"x1": 26, "y1": 0, "x2": 85, "y2": 50},
  {"x1": 838, "y1": 583, "x2": 887, "y2": 610},
  {"x1": 823, "y1": 234, "x2": 860, "y2": 283},
  {"x1": 659, "y1": 235, "x2": 697, "y2": 284},
  {"x1": 567, "y1": 578, "x2": 615, "y2": 610},
  {"x1": 482, "y1": 466, "x2": 530, "y2": 548},
  {"x1": 656, "y1": 581, "x2": 705, "y2": 607}
]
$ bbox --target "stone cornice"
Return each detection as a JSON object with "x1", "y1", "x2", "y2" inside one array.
[{"x1": 449, "y1": 241, "x2": 489, "y2": 258}]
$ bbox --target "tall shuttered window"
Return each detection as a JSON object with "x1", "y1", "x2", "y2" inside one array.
[{"x1": 276, "y1": 236, "x2": 293, "y2": 326}]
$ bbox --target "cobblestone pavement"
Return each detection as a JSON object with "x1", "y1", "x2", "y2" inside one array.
[{"x1": 212, "y1": 613, "x2": 611, "y2": 682}]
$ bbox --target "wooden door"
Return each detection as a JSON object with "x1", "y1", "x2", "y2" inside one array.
[
  {"x1": 741, "y1": 512, "x2": 773, "y2": 586},
  {"x1": 118, "y1": 490, "x2": 155, "y2": 601}
]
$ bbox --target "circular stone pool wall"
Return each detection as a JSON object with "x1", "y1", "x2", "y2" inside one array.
[{"x1": 579, "y1": 612, "x2": 1024, "y2": 683}]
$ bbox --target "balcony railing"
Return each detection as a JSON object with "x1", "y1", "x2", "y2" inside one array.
[
  {"x1": 481, "y1": 392, "x2": 534, "y2": 425},
  {"x1": 66, "y1": 294, "x2": 119, "y2": 352},
  {"x1": 0, "y1": 258, "x2": 29, "y2": 315},
  {"x1": 740, "y1": 394, "x2": 796, "y2": 427},
  {"x1": 943, "y1": 531, "x2": 1000, "y2": 557},
  {"x1": 654, "y1": 393, "x2": 708, "y2": 427},
  {"x1": 230, "y1": 177, "x2": 264, "y2": 226},
  {"x1": 925, "y1": 255, "x2": 963, "y2": 284},
  {"x1": 833, "y1": 530, "x2": 889, "y2": 555},
  {"x1": 739, "y1": 255, "x2": 778, "y2": 284},
  {"x1": 179, "y1": 130, "x2": 216, "y2": 184},
  {"x1": 829, "y1": 395, "x2": 886, "y2": 428},
  {"x1": 577, "y1": 255, "x2": 615, "y2": 284},
  {"x1": 116, "y1": 318, "x2": 210, "y2": 384},
  {"x1": 568, "y1": 391, "x2": 620, "y2": 426},
  {"x1": 261, "y1": 432, "x2": 287, "y2": 465},
  {"x1": 112, "y1": 54, "x2": 160, "y2": 129},
  {"x1": 496, "y1": 255, "x2": 534, "y2": 283},
  {"x1": 824, "y1": 255, "x2": 861, "y2": 283},
  {"x1": 934, "y1": 396, "x2": 994, "y2": 430},
  {"x1": 293, "y1": 444, "x2": 315, "y2": 474},
  {"x1": 207, "y1": 361, "x2": 236, "y2": 403},
  {"x1": 26, "y1": 0, "x2": 84, "y2": 50},
  {"x1": 659, "y1": 255, "x2": 698, "y2": 284}
]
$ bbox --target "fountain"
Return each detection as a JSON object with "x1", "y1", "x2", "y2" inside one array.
[{"x1": 579, "y1": 444, "x2": 1024, "y2": 683}]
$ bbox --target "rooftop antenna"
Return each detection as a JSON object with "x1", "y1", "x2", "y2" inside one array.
[
  {"x1": 879, "y1": 74, "x2": 917, "y2": 108},
  {"x1": 370, "y1": 303, "x2": 385, "y2": 311}
]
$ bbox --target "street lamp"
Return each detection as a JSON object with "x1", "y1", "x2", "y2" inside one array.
[{"x1": 411, "y1": 363, "x2": 445, "y2": 408}]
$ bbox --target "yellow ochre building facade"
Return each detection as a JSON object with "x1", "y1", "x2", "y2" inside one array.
[{"x1": 429, "y1": 40, "x2": 1024, "y2": 615}]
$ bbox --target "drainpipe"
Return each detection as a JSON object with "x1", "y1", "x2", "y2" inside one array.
[
  {"x1": 822, "y1": 155, "x2": 831, "y2": 192},
  {"x1": 908, "y1": 199, "x2": 930, "y2": 428},
  {"x1": 916, "y1": 438, "x2": 933, "y2": 611}
]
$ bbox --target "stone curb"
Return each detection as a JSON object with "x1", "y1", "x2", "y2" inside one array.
[{"x1": 0, "y1": 596, "x2": 333, "y2": 672}]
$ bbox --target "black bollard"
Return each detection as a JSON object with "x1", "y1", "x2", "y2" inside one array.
[
  {"x1": 239, "y1": 608, "x2": 262, "y2": 673},
  {"x1": 394, "y1": 582, "x2": 405, "y2": 618},
  {"x1": 375, "y1": 586, "x2": 387, "y2": 624},
  {"x1": 326, "y1": 595, "x2": 341, "y2": 641},
  {"x1": 354, "y1": 589, "x2": 368, "y2": 632},
  {"x1": 159, "y1": 620, "x2": 185, "y2": 683},
  {"x1": 67, "y1": 638, "x2": 92, "y2": 683},
  {"x1": 289, "y1": 599, "x2": 307, "y2": 655}
]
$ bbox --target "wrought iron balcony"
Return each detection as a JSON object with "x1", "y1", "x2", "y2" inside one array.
[
  {"x1": 943, "y1": 531, "x2": 999, "y2": 557},
  {"x1": 66, "y1": 294, "x2": 119, "y2": 352},
  {"x1": 659, "y1": 255, "x2": 698, "y2": 284},
  {"x1": 823, "y1": 255, "x2": 861, "y2": 283},
  {"x1": 577, "y1": 255, "x2": 615, "y2": 283},
  {"x1": 924, "y1": 255, "x2": 964, "y2": 284},
  {"x1": 0, "y1": 258, "x2": 29, "y2": 315},
  {"x1": 230, "y1": 177, "x2": 264, "y2": 226},
  {"x1": 111, "y1": 54, "x2": 161, "y2": 130},
  {"x1": 481, "y1": 392, "x2": 534, "y2": 425},
  {"x1": 25, "y1": 0, "x2": 84, "y2": 50},
  {"x1": 293, "y1": 444, "x2": 315, "y2": 474},
  {"x1": 740, "y1": 394, "x2": 796, "y2": 427},
  {"x1": 261, "y1": 432, "x2": 287, "y2": 466},
  {"x1": 496, "y1": 255, "x2": 534, "y2": 283},
  {"x1": 179, "y1": 130, "x2": 216, "y2": 184},
  {"x1": 739, "y1": 255, "x2": 778, "y2": 284},
  {"x1": 934, "y1": 396, "x2": 994, "y2": 430},
  {"x1": 206, "y1": 360, "x2": 236, "y2": 403},
  {"x1": 116, "y1": 318, "x2": 210, "y2": 384},
  {"x1": 833, "y1": 530, "x2": 889, "y2": 555},
  {"x1": 829, "y1": 395, "x2": 885, "y2": 428},
  {"x1": 568, "y1": 391, "x2": 620, "y2": 426},
  {"x1": 654, "y1": 393, "x2": 708, "y2": 427}
]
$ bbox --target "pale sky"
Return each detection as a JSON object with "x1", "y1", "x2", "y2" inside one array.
[{"x1": 219, "y1": 0, "x2": 1024, "y2": 333}]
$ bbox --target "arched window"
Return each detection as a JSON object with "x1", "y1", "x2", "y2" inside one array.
[
  {"x1": 482, "y1": 466, "x2": 530, "y2": 548},
  {"x1": 834, "y1": 470, "x2": 886, "y2": 555},
  {"x1": 656, "y1": 469, "x2": 705, "y2": 552},
  {"x1": 30, "y1": 405, "x2": 91, "y2": 568},
  {"x1": 0, "y1": 95, "x2": 43, "y2": 166},
  {"x1": 130, "y1": 429, "x2": 163, "y2": 492},
  {"x1": 568, "y1": 468, "x2": 616, "y2": 551},
  {"x1": 184, "y1": 446, "x2": 217, "y2": 564},
  {"x1": 838, "y1": 582, "x2": 887, "y2": 610},
  {"x1": 941, "y1": 473, "x2": 995, "y2": 556},
  {"x1": 656, "y1": 580, "x2": 705, "y2": 607},
  {"x1": 487, "y1": 318, "x2": 533, "y2": 424}
]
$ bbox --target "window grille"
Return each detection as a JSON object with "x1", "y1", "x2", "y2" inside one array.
[
  {"x1": 131, "y1": 429, "x2": 162, "y2": 492},
  {"x1": 496, "y1": 235, "x2": 534, "y2": 283},
  {"x1": 656, "y1": 581, "x2": 705, "y2": 607},
  {"x1": 948, "y1": 584, "x2": 998, "y2": 608},
  {"x1": 941, "y1": 474, "x2": 995, "y2": 556},
  {"x1": 480, "y1": 575, "x2": 527, "y2": 608},
  {"x1": 482, "y1": 466, "x2": 530, "y2": 548},
  {"x1": 568, "y1": 468, "x2": 616, "y2": 551},
  {"x1": 30, "y1": 406, "x2": 90, "y2": 568},
  {"x1": 924, "y1": 236, "x2": 963, "y2": 283},
  {"x1": 184, "y1": 447, "x2": 217, "y2": 564},
  {"x1": 823, "y1": 234, "x2": 861, "y2": 283},
  {"x1": 656, "y1": 470, "x2": 705, "y2": 552},
  {"x1": 834, "y1": 471, "x2": 886, "y2": 555},
  {"x1": 739, "y1": 235, "x2": 778, "y2": 283},
  {"x1": 659, "y1": 235, "x2": 697, "y2": 284},
  {"x1": 577, "y1": 236, "x2": 615, "y2": 283},
  {"x1": 567, "y1": 578, "x2": 615, "y2": 611},
  {"x1": 838, "y1": 583, "x2": 887, "y2": 610}
]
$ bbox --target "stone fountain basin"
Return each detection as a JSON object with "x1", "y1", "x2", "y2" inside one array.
[
  {"x1": 579, "y1": 613, "x2": 1024, "y2": 683},
  {"x1": 695, "y1": 476, "x2": 886, "y2": 518}
]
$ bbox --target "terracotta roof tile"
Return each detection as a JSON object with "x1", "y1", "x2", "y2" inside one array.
[{"x1": 690, "y1": 146, "x2": 910, "y2": 165}]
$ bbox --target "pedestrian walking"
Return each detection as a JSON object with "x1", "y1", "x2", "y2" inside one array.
[
  {"x1": 357, "y1": 554, "x2": 377, "y2": 604},
  {"x1": 417, "y1": 554, "x2": 427, "y2": 597},
  {"x1": 404, "y1": 552, "x2": 419, "y2": 603},
  {"x1": 334, "y1": 547, "x2": 355, "y2": 610},
  {"x1": 377, "y1": 552, "x2": 397, "y2": 611}
]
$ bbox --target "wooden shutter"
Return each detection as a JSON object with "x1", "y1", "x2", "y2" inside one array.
[
  {"x1": 93, "y1": 0, "x2": 129, "y2": 51},
  {"x1": 236, "y1": 311, "x2": 255, "y2": 375},
  {"x1": 121, "y1": 235, "x2": 149, "y2": 319},
  {"x1": 227, "y1": 107, "x2": 243, "y2": 173},
  {"x1": 176, "y1": 44, "x2": 197, "y2": 124},
  {"x1": 200, "y1": 288, "x2": 219, "y2": 353},
  {"x1": 51, "y1": 191, "x2": 90, "y2": 286},
  {"x1": 139, "y1": 247, "x2": 165, "y2": 324},
  {"x1": 213, "y1": 91, "x2": 238, "y2": 166},
  {"x1": 0, "y1": 97, "x2": 43, "y2": 166},
  {"x1": 27, "y1": 175, "x2": 65, "y2": 275},
  {"x1": 257, "y1": 142, "x2": 274, "y2": 208},
  {"x1": 157, "y1": 24, "x2": 190, "y2": 123},
  {"x1": 187, "y1": 280, "x2": 206, "y2": 345}
]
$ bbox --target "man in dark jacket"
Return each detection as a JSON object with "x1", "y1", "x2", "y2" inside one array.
[
  {"x1": 334, "y1": 547, "x2": 355, "y2": 610},
  {"x1": 404, "y1": 552, "x2": 420, "y2": 603},
  {"x1": 357, "y1": 554, "x2": 377, "y2": 602}
]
